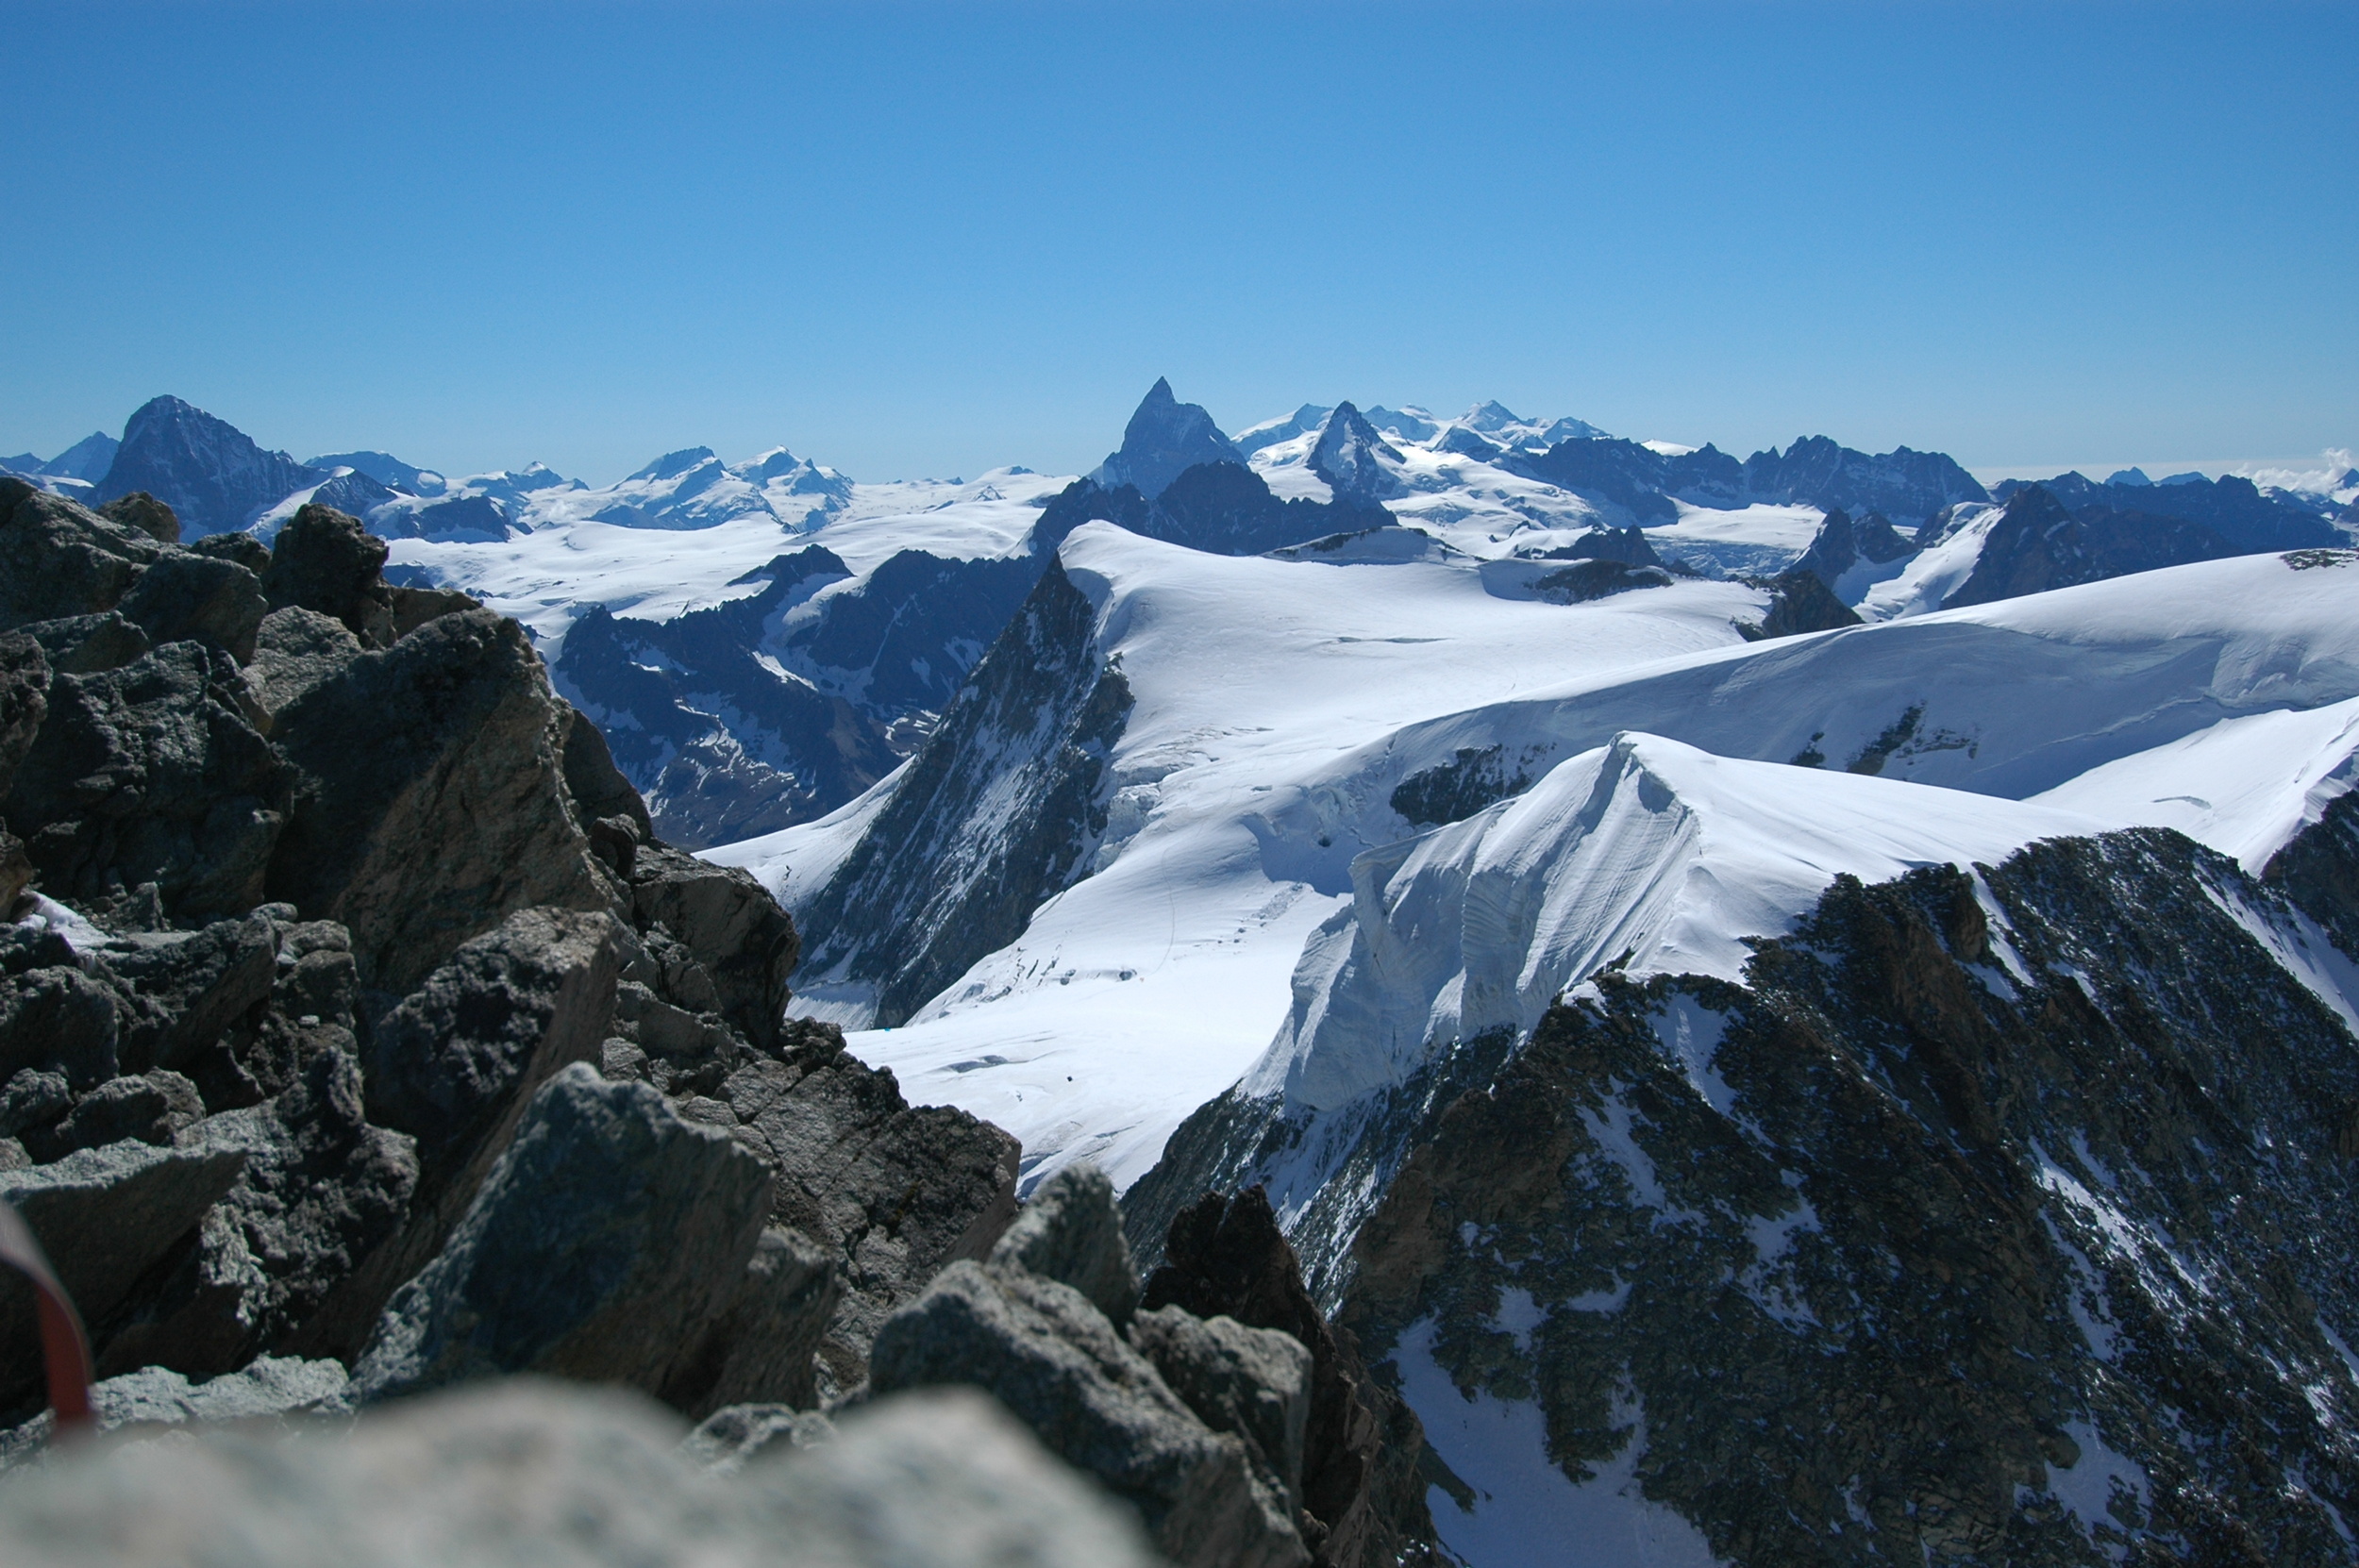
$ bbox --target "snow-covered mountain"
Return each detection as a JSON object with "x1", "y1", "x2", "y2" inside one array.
[
  {"x1": 13, "y1": 375, "x2": 2359, "y2": 1561},
  {"x1": 728, "y1": 510, "x2": 2359, "y2": 1561}
]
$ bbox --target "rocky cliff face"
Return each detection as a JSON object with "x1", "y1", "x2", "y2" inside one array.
[
  {"x1": 793, "y1": 559, "x2": 1134, "y2": 1027},
  {"x1": 1135, "y1": 814, "x2": 2359, "y2": 1565},
  {"x1": 1944, "y1": 485, "x2": 2235, "y2": 609},
  {"x1": 1511, "y1": 433, "x2": 1991, "y2": 527},
  {"x1": 1994, "y1": 470, "x2": 2342, "y2": 554}
]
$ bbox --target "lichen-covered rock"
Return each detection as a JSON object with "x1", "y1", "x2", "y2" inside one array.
[
  {"x1": 0, "y1": 962, "x2": 121, "y2": 1093},
  {"x1": 114, "y1": 552, "x2": 266, "y2": 663},
  {"x1": 96, "y1": 1042, "x2": 417, "y2": 1382},
  {"x1": 4, "y1": 642, "x2": 290, "y2": 922},
  {"x1": 992, "y1": 1160, "x2": 1140, "y2": 1328},
  {"x1": 0, "y1": 1380, "x2": 1167, "y2": 1568},
  {"x1": 261, "y1": 504, "x2": 393, "y2": 648},
  {"x1": 99, "y1": 910, "x2": 281, "y2": 1076},
  {"x1": 265, "y1": 609, "x2": 622, "y2": 992},
  {"x1": 16, "y1": 1070, "x2": 200, "y2": 1162},
  {"x1": 14, "y1": 613, "x2": 147, "y2": 678},
  {"x1": 353, "y1": 1064, "x2": 772, "y2": 1403},
  {"x1": 0, "y1": 1139, "x2": 247, "y2": 1413},
  {"x1": 871, "y1": 1259, "x2": 1307, "y2": 1568},
  {"x1": 243, "y1": 606, "x2": 360, "y2": 718},
  {"x1": 0, "y1": 1355, "x2": 350, "y2": 1471},
  {"x1": 280, "y1": 907, "x2": 624, "y2": 1363},
  {"x1": 0, "y1": 634, "x2": 46, "y2": 804},
  {"x1": 1129, "y1": 1304, "x2": 1313, "y2": 1514}
]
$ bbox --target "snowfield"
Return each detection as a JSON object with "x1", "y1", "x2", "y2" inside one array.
[{"x1": 719, "y1": 531, "x2": 2359, "y2": 1192}]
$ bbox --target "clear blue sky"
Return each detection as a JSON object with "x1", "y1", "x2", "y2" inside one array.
[{"x1": 3, "y1": 1, "x2": 2351, "y2": 485}]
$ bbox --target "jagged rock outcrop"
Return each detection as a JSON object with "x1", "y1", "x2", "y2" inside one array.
[
  {"x1": 6, "y1": 640, "x2": 291, "y2": 921},
  {"x1": 795, "y1": 559, "x2": 1133, "y2": 1026},
  {"x1": 95, "y1": 1041, "x2": 419, "y2": 1382},
  {"x1": 1790, "y1": 504, "x2": 1917, "y2": 589},
  {"x1": 265, "y1": 608, "x2": 623, "y2": 991},
  {"x1": 354, "y1": 1064, "x2": 774, "y2": 1402},
  {"x1": 1129, "y1": 1304, "x2": 1314, "y2": 1517},
  {"x1": 1091, "y1": 377, "x2": 1248, "y2": 500},
  {"x1": 990, "y1": 1162, "x2": 1141, "y2": 1328},
  {"x1": 261, "y1": 504, "x2": 395, "y2": 647},
  {"x1": 698, "y1": 1021, "x2": 1021, "y2": 1400},
  {"x1": 1994, "y1": 468, "x2": 2340, "y2": 553},
  {"x1": 1741, "y1": 566, "x2": 1863, "y2": 639},
  {"x1": 0, "y1": 1380, "x2": 1168, "y2": 1568},
  {"x1": 1512, "y1": 432, "x2": 1988, "y2": 526},
  {"x1": 91, "y1": 395, "x2": 326, "y2": 539},
  {"x1": 1141, "y1": 1188, "x2": 1445, "y2": 1568},
  {"x1": 0, "y1": 478, "x2": 166, "y2": 632},
  {"x1": 1944, "y1": 483, "x2": 2234, "y2": 609},
  {"x1": 870, "y1": 1259, "x2": 1309, "y2": 1568}
]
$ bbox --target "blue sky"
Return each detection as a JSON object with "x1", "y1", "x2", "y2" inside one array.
[{"x1": 3, "y1": 1, "x2": 2351, "y2": 485}]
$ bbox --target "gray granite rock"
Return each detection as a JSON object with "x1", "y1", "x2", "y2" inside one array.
[
  {"x1": 0, "y1": 1138, "x2": 247, "y2": 1410},
  {"x1": 1129, "y1": 1303, "x2": 1312, "y2": 1513},
  {"x1": 353, "y1": 1064, "x2": 772, "y2": 1402},
  {"x1": 991, "y1": 1160, "x2": 1140, "y2": 1329},
  {"x1": 870, "y1": 1259, "x2": 1307, "y2": 1568},
  {"x1": 0, "y1": 1355, "x2": 351, "y2": 1471},
  {"x1": 682, "y1": 1401, "x2": 835, "y2": 1474},
  {"x1": 0, "y1": 1379, "x2": 1164, "y2": 1567},
  {"x1": 243, "y1": 606, "x2": 360, "y2": 717},
  {"x1": 114, "y1": 552, "x2": 266, "y2": 663}
]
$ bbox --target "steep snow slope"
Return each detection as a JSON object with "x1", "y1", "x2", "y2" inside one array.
[
  {"x1": 1246, "y1": 734, "x2": 2111, "y2": 1113},
  {"x1": 712, "y1": 522, "x2": 1772, "y2": 1185}
]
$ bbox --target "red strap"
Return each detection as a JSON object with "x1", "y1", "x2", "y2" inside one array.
[{"x1": 0, "y1": 1199, "x2": 94, "y2": 1433}]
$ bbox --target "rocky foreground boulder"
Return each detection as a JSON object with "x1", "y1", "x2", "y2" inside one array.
[
  {"x1": 0, "y1": 479, "x2": 1436, "y2": 1561},
  {"x1": 0, "y1": 1381, "x2": 1166, "y2": 1568}
]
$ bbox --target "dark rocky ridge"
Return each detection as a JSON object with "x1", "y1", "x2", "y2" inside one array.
[
  {"x1": 793, "y1": 559, "x2": 1134, "y2": 1028},
  {"x1": 1512, "y1": 432, "x2": 1991, "y2": 525},
  {"x1": 1993, "y1": 469, "x2": 2341, "y2": 554},
  {"x1": 1945, "y1": 484, "x2": 2237, "y2": 609},
  {"x1": 1132, "y1": 809, "x2": 2359, "y2": 1564}
]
